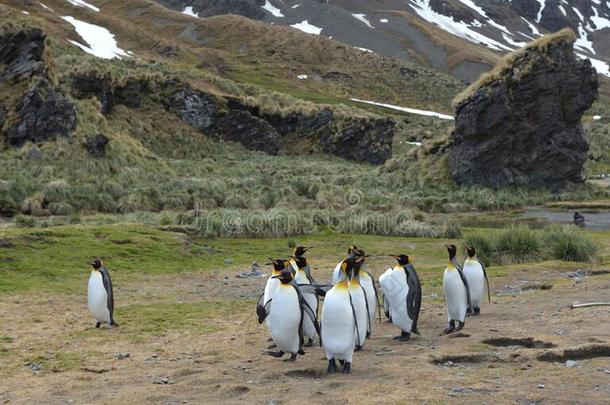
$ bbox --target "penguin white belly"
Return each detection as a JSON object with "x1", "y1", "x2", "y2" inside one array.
[
  {"x1": 380, "y1": 269, "x2": 412, "y2": 333},
  {"x1": 295, "y1": 271, "x2": 318, "y2": 340},
  {"x1": 379, "y1": 269, "x2": 393, "y2": 319},
  {"x1": 88, "y1": 271, "x2": 110, "y2": 323},
  {"x1": 349, "y1": 281, "x2": 368, "y2": 347},
  {"x1": 263, "y1": 277, "x2": 279, "y2": 305},
  {"x1": 331, "y1": 262, "x2": 342, "y2": 285},
  {"x1": 268, "y1": 285, "x2": 301, "y2": 354},
  {"x1": 321, "y1": 285, "x2": 355, "y2": 363},
  {"x1": 359, "y1": 274, "x2": 376, "y2": 333},
  {"x1": 464, "y1": 260, "x2": 485, "y2": 309},
  {"x1": 443, "y1": 269, "x2": 467, "y2": 322}
]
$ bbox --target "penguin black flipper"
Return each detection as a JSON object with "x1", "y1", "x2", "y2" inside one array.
[
  {"x1": 303, "y1": 264, "x2": 316, "y2": 285},
  {"x1": 256, "y1": 293, "x2": 272, "y2": 324},
  {"x1": 360, "y1": 284, "x2": 372, "y2": 337},
  {"x1": 405, "y1": 264, "x2": 422, "y2": 334},
  {"x1": 476, "y1": 258, "x2": 491, "y2": 303},
  {"x1": 296, "y1": 286, "x2": 322, "y2": 346},
  {"x1": 453, "y1": 258, "x2": 472, "y2": 312},
  {"x1": 99, "y1": 266, "x2": 116, "y2": 325}
]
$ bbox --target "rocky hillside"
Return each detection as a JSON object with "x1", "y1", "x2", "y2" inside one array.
[
  {"x1": 450, "y1": 29, "x2": 598, "y2": 189},
  {"x1": 157, "y1": 0, "x2": 610, "y2": 88}
]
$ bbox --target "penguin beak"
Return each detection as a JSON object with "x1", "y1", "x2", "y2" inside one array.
[
  {"x1": 303, "y1": 246, "x2": 312, "y2": 251},
  {"x1": 271, "y1": 274, "x2": 282, "y2": 279}
]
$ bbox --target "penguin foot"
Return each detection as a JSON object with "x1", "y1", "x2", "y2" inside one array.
[
  {"x1": 341, "y1": 362, "x2": 351, "y2": 374},
  {"x1": 474, "y1": 307, "x2": 481, "y2": 316},
  {"x1": 339, "y1": 360, "x2": 345, "y2": 366},
  {"x1": 283, "y1": 353, "x2": 297, "y2": 362},
  {"x1": 267, "y1": 343, "x2": 277, "y2": 349},
  {"x1": 267, "y1": 350, "x2": 284, "y2": 358},
  {"x1": 267, "y1": 337, "x2": 273, "y2": 342},
  {"x1": 396, "y1": 331, "x2": 411, "y2": 341},
  {"x1": 366, "y1": 331, "x2": 371, "y2": 338},
  {"x1": 455, "y1": 321, "x2": 465, "y2": 332},
  {"x1": 327, "y1": 359, "x2": 337, "y2": 374},
  {"x1": 110, "y1": 322, "x2": 119, "y2": 327},
  {"x1": 443, "y1": 320, "x2": 456, "y2": 335},
  {"x1": 354, "y1": 345, "x2": 363, "y2": 352},
  {"x1": 303, "y1": 338, "x2": 314, "y2": 347},
  {"x1": 95, "y1": 322, "x2": 101, "y2": 329},
  {"x1": 298, "y1": 349, "x2": 305, "y2": 355}
]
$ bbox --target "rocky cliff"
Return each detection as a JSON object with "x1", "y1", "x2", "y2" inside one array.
[{"x1": 449, "y1": 29, "x2": 598, "y2": 189}]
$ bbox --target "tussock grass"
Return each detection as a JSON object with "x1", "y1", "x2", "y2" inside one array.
[{"x1": 463, "y1": 225, "x2": 598, "y2": 265}]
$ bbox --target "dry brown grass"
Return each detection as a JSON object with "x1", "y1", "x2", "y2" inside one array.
[{"x1": 452, "y1": 28, "x2": 577, "y2": 108}]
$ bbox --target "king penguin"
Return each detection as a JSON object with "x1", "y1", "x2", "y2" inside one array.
[
  {"x1": 379, "y1": 255, "x2": 422, "y2": 341},
  {"x1": 261, "y1": 258, "x2": 289, "y2": 311},
  {"x1": 463, "y1": 246, "x2": 490, "y2": 315},
  {"x1": 321, "y1": 255, "x2": 363, "y2": 373},
  {"x1": 442, "y1": 245, "x2": 471, "y2": 334},
  {"x1": 257, "y1": 269, "x2": 320, "y2": 361},
  {"x1": 87, "y1": 259, "x2": 118, "y2": 328},
  {"x1": 290, "y1": 246, "x2": 318, "y2": 347}
]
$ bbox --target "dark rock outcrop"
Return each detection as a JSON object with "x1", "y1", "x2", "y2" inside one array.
[
  {"x1": 7, "y1": 79, "x2": 77, "y2": 147},
  {"x1": 317, "y1": 118, "x2": 394, "y2": 164},
  {"x1": 165, "y1": 88, "x2": 218, "y2": 131},
  {"x1": 84, "y1": 133, "x2": 110, "y2": 157},
  {"x1": 0, "y1": 28, "x2": 46, "y2": 82},
  {"x1": 450, "y1": 29, "x2": 598, "y2": 189},
  {"x1": 212, "y1": 110, "x2": 280, "y2": 154},
  {"x1": 71, "y1": 73, "x2": 114, "y2": 114}
]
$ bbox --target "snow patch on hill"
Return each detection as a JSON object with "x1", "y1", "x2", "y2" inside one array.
[
  {"x1": 66, "y1": 0, "x2": 99, "y2": 12},
  {"x1": 262, "y1": 1, "x2": 284, "y2": 18},
  {"x1": 291, "y1": 20, "x2": 322, "y2": 35},
  {"x1": 350, "y1": 98, "x2": 454, "y2": 120},
  {"x1": 409, "y1": 0, "x2": 513, "y2": 51},
  {"x1": 62, "y1": 16, "x2": 129, "y2": 59},
  {"x1": 182, "y1": 6, "x2": 198, "y2": 17},
  {"x1": 352, "y1": 14, "x2": 374, "y2": 29},
  {"x1": 577, "y1": 54, "x2": 610, "y2": 77}
]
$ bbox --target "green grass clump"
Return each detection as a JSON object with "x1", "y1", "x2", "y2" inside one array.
[
  {"x1": 495, "y1": 226, "x2": 541, "y2": 264},
  {"x1": 542, "y1": 225, "x2": 598, "y2": 262}
]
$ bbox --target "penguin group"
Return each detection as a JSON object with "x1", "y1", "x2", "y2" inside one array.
[{"x1": 257, "y1": 244, "x2": 491, "y2": 373}]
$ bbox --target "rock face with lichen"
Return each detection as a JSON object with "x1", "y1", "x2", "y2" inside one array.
[{"x1": 449, "y1": 29, "x2": 598, "y2": 189}]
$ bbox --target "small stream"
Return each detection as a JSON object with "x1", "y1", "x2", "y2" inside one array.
[{"x1": 521, "y1": 209, "x2": 610, "y2": 230}]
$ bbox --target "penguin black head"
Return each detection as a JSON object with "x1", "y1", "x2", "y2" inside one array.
[
  {"x1": 293, "y1": 246, "x2": 312, "y2": 258},
  {"x1": 268, "y1": 258, "x2": 288, "y2": 271},
  {"x1": 467, "y1": 246, "x2": 476, "y2": 258},
  {"x1": 290, "y1": 255, "x2": 307, "y2": 269},
  {"x1": 271, "y1": 269, "x2": 293, "y2": 284},
  {"x1": 347, "y1": 245, "x2": 358, "y2": 255},
  {"x1": 88, "y1": 258, "x2": 103, "y2": 270},
  {"x1": 391, "y1": 254, "x2": 410, "y2": 266},
  {"x1": 353, "y1": 248, "x2": 366, "y2": 259},
  {"x1": 446, "y1": 244, "x2": 457, "y2": 260},
  {"x1": 353, "y1": 256, "x2": 366, "y2": 276}
]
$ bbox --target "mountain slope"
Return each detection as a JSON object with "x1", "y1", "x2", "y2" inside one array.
[{"x1": 156, "y1": 0, "x2": 610, "y2": 87}]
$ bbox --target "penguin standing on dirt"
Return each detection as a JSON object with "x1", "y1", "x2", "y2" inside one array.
[
  {"x1": 442, "y1": 245, "x2": 471, "y2": 334},
  {"x1": 321, "y1": 255, "x2": 364, "y2": 373},
  {"x1": 257, "y1": 269, "x2": 320, "y2": 361},
  {"x1": 379, "y1": 255, "x2": 421, "y2": 341},
  {"x1": 331, "y1": 245, "x2": 359, "y2": 285},
  {"x1": 348, "y1": 256, "x2": 369, "y2": 351},
  {"x1": 463, "y1": 246, "x2": 490, "y2": 315},
  {"x1": 87, "y1": 259, "x2": 118, "y2": 328},
  {"x1": 290, "y1": 246, "x2": 318, "y2": 347}
]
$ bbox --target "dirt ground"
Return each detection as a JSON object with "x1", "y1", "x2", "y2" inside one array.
[{"x1": 0, "y1": 260, "x2": 609, "y2": 404}]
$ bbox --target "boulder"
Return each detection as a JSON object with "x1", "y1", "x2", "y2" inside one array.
[
  {"x1": 317, "y1": 118, "x2": 394, "y2": 164},
  {"x1": 165, "y1": 88, "x2": 219, "y2": 131},
  {"x1": 84, "y1": 133, "x2": 110, "y2": 157},
  {"x1": 450, "y1": 29, "x2": 597, "y2": 189},
  {"x1": 0, "y1": 27, "x2": 46, "y2": 82},
  {"x1": 7, "y1": 79, "x2": 77, "y2": 147},
  {"x1": 212, "y1": 110, "x2": 280, "y2": 154}
]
